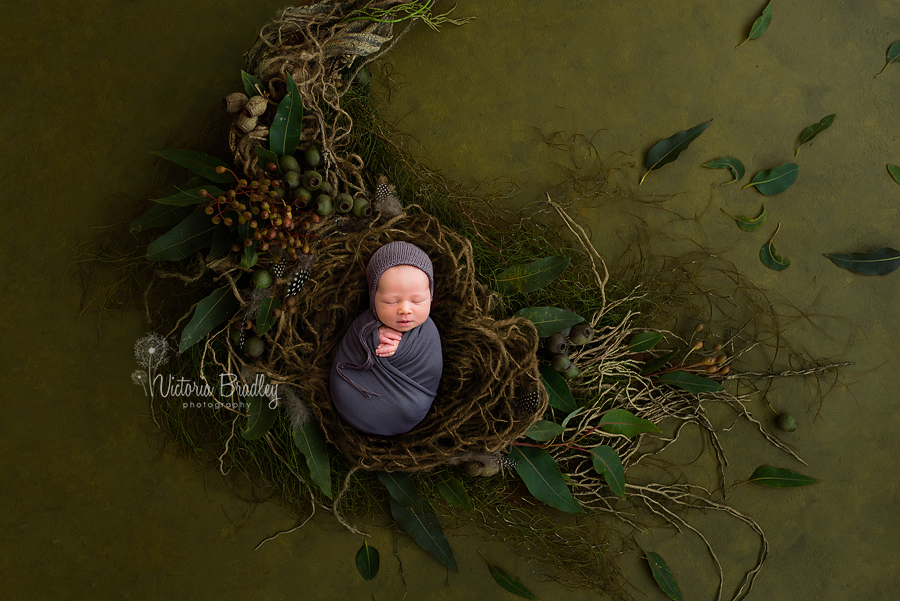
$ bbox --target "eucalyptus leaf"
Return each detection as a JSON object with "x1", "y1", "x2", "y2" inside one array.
[
  {"x1": 495, "y1": 256, "x2": 571, "y2": 294},
  {"x1": 153, "y1": 184, "x2": 226, "y2": 206},
  {"x1": 640, "y1": 348, "x2": 678, "y2": 376},
  {"x1": 239, "y1": 244, "x2": 258, "y2": 269},
  {"x1": 509, "y1": 445, "x2": 583, "y2": 514},
  {"x1": 525, "y1": 420, "x2": 566, "y2": 441},
  {"x1": 722, "y1": 204, "x2": 766, "y2": 232},
  {"x1": 208, "y1": 224, "x2": 234, "y2": 259},
  {"x1": 886, "y1": 164, "x2": 900, "y2": 185},
  {"x1": 655, "y1": 370, "x2": 724, "y2": 393},
  {"x1": 241, "y1": 394, "x2": 279, "y2": 440},
  {"x1": 293, "y1": 418, "x2": 332, "y2": 499},
  {"x1": 736, "y1": 1, "x2": 772, "y2": 48},
  {"x1": 514, "y1": 306, "x2": 583, "y2": 338},
  {"x1": 745, "y1": 465, "x2": 820, "y2": 487},
  {"x1": 178, "y1": 285, "x2": 240, "y2": 353},
  {"x1": 589, "y1": 445, "x2": 626, "y2": 500},
  {"x1": 743, "y1": 163, "x2": 799, "y2": 196},
  {"x1": 703, "y1": 157, "x2": 745, "y2": 184},
  {"x1": 824, "y1": 247, "x2": 900, "y2": 275},
  {"x1": 759, "y1": 223, "x2": 790, "y2": 271},
  {"x1": 646, "y1": 552, "x2": 684, "y2": 601},
  {"x1": 241, "y1": 70, "x2": 261, "y2": 97},
  {"x1": 356, "y1": 541, "x2": 379, "y2": 580},
  {"x1": 255, "y1": 296, "x2": 281, "y2": 336},
  {"x1": 796, "y1": 114, "x2": 836, "y2": 155},
  {"x1": 435, "y1": 471, "x2": 472, "y2": 510},
  {"x1": 146, "y1": 210, "x2": 217, "y2": 262},
  {"x1": 269, "y1": 72, "x2": 304, "y2": 156},
  {"x1": 598, "y1": 408, "x2": 662, "y2": 437},
  {"x1": 485, "y1": 561, "x2": 538, "y2": 600},
  {"x1": 129, "y1": 203, "x2": 193, "y2": 233},
  {"x1": 389, "y1": 498, "x2": 457, "y2": 571},
  {"x1": 626, "y1": 331, "x2": 664, "y2": 353},
  {"x1": 640, "y1": 120, "x2": 712, "y2": 185},
  {"x1": 377, "y1": 471, "x2": 423, "y2": 511},
  {"x1": 875, "y1": 41, "x2": 900, "y2": 77},
  {"x1": 560, "y1": 406, "x2": 585, "y2": 428},
  {"x1": 150, "y1": 149, "x2": 233, "y2": 183},
  {"x1": 539, "y1": 365, "x2": 578, "y2": 412}
]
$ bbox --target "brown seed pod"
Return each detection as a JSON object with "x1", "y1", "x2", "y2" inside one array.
[
  {"x1": 287, "y1": 305, "x2": 298, "y2": 315},
  {"x1": 285, "y1": 295, "x2": 297, "y2": 307},
  {"x1": 235, "y1": 113, "x2": 258, "y2": 134},
  {"x1": 242, "y1": 94, "x2": 267, "y2": 118},
  {"x1": 223, "y1": 92, "x2": 248, "y2": 113}
]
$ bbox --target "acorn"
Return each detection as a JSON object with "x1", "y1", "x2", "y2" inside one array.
[
  {"x1": 235, "y1": 113, "x2": 257, "y2": 134},
  {"x1": 242, "y1": 94, "x2": 267, "y2": 118},
  {"x1": 283, "y1": 170, "x2": 302, "y2": 190},
  {"x1": 223, "y1": 92, "x2": 248, "y2": 113},
  {"x1": 303, "y1": 144, "x2": 322, "y2": 168},
  {"x1": 544, "y1": 332, "x2": 567, "y2": 354},
  {"x1": 251, "y1": 269, "x2": 273, "y2": 289},
  {"x1": 279, "y1": 154, "x2": 300, "y2": 174},
  {"x1": 302, "y1": 171, "x2": 323, "y2": 191},
  {"x1": 776, "y1": 413, "x2": 798, "y2": 432},
  {"x1": 315, "y1": 194, "x2": 333, "y2": 215},
  {"x1": 335, "y1": 193, "x2": 354, "y2": 213},
  {"x1": 568, "y1": 324, "x2": 594, "y2": 345},
  {"x1": 244, "y1": 336, "x2": 265, "y2": 358},
  {"x1": 551, "y1": 353, "x2": 572, "y2": 373},
  {"x1": 351, "y1": 198, "x2": 371, "y2": 218}
]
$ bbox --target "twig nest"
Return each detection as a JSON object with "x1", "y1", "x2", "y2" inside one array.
[
  {"x1": 242, "y1": 94, "x2": 268, "y2": 118},
  {"x1": 235, "y1": 113, "x2": 258, "y2": 135},
  {"x1": 223, "y1": 92, "x2": 248, "y2": 113}
]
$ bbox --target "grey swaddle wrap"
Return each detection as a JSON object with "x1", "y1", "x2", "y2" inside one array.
[{"x1": 330, "y1": 242, "x2": 443, "y2": 436}]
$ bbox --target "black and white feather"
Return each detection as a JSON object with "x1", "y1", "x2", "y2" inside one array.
[
  {"x1": 271, "y1": 261, "x2": 288, "y2": 279},
  {"x1": 515, "y1": 390, "x2": 540, "y2": 415},
  {"x1": 286, "y1": 268, "x2": 310, "y2": 297}
]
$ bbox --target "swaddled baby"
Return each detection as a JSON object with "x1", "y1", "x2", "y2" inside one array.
[{"x1": 330, "y1": 241, "x2": 443, "y2": 436}]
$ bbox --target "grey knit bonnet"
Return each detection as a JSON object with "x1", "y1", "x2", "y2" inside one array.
[{"x1": 366, "y1": 241, "x2": 434, "y2": 312}]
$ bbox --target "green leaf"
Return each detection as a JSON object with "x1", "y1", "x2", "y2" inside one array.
[
  {"x1": 875, "y1": 41, "x2": 900, "y2": 77},
  {"x1": 626, "y1": 331, "x2": 664, "y2": 353},
  {"x1": 435, "y1": 471, "x2": 472, "y2": 510},
  {"x1": 377, "y1": 472, "x2": 424, "y2": 511},
  {"x1": 745, "y1": 465, "x2": 820, "y2": 487},
  {"x1": 178, "y1": 285, "x2": 240, "y2": 353},
  {"x1": 269, "y1": 72, "x2": 304, "y2": 156},
  {"x1": 560, "y1": 406, "x2": 584, "y2": 428},
  {"x1": 241, "y1": 70, "x2": 261, "y2": 97},
  {"x1": 598, "y1": 408, "x2": 662, "y2": 437},
  {"x1": 153, "y1": 185, "x2": 226, "y2": 207},
  {"x1": 646, "y1": 552, "x2": 683, "y2": 601},
  {"x1": 485, "y1": 561, "x2": 538, "y2": 600},
  {"x1": 655, "y1": 370, "x2": 724, "y2": 393},
  {"x1": 640, "y1": 348, "x2": 678, "y2": 375},
  {"x1": 703, "y1": 157, "x2": 745, "y2": 184},
  {"x1": 796, "y1": 114, "x2": 836, "y2": 155},
  {"x1": 356, "y1": 541, "x2": 379, "y2": 581},
  {"x1": 743, "y1": 163, "x2": 799, "y2": 196},
  {"x1": 722, "y1": 204, "x2": 767, "y2": 232},
  {"x1": 824, "y1": 247, "x2": 900, "y2": 275},
  {"x1": 239, "y1": 244, "x2": 258, "y2": 269},
  {"x1": 495, "y1": 256, "x2": 571, "y2": 294},
  {"x1": 539, "y1": 365, "x2": 578, "y2": 412},
  {"x1": 241, "y1": 394, "x2": 279, "y2": 440},
  {"x1": 887, "y1": 164, "x2": 900, "y2": 185},
  {"x1": 129, "y1": 203, "x2": 193, "y2": 233},
  {"x1": 736, "y1": 1, "x2": 772, "y2": 48},
  {"x1": 640, "y1": 120, "x2": 712, "y2": 185},
  {"x1": 293, "y1": 418, "x2": 333, "y2": 499},
  {"x1": 759, "y1": 223, "x2": 790, "y2": 271},
  {"x1": 146, "y1": 210, "x2": 218, "y2": 262},
  {"x1": 150, "y1": 149, "x2": 233, "y2": 184},
  {"x1": 509, "y1": 445, "x2": 583, "y2": 514},
  {"x1": 525, "y1": 420, "x2": 566, "y2": 441},
  {"x1": 254, "y1": 145, "x2": 279, "y2": 170},
  {"x1": 514, "y1": 306, "x2": 584, "y2": 338},
  {"x1": 255, "y1": 296, "x2": 281, "y2": 336},
  {"x1": 389, "y1": 498, "x2": 458, "y2": 571},
  {"x1": 589, "y1": 445, "x2": 626, "y2": 500},
  {"x1": 208, "y1": 224, "x2": 234, "y2": 259}
]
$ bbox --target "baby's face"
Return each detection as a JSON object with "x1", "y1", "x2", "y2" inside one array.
[{"x1": 374, "y1": 265, "x2": 431, "y2": 332}]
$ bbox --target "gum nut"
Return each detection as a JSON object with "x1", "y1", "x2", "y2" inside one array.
[
  {"x1": 230, "y1": 330, "x2": 242, "y2": 344},
  {"x1": 251, "y1": 269, "x2": 273, "y2": 289},
  {"x1": 283, "y1": 170, "x2": 302, "y2": 190},
  {"x1": 287, "y1": 305, "x2": 298, "y2": 315},
  {"x1": 351, "y1": 198, "x2": 371, "y2": 218},
  {"x1": 551, "y1": 353, "x2": 572, "y2": 373},
  {"x1": 562, "y1": 362, "x2": 580, "y2": 380},
  {"x1": 303, "y1": 145, "x2": 322, "y2": 168},
  {"x1": 278, "y1": 154, "x2": 300, "y2": 174},
  {"x1": 317, "y1": 180, "x2": 333, "y2": 195},
  {"x1": 285, "y1": 295, "x2": 297, "y2": 307},
  {"x1": 568, "y1": 324, "x2": 594, "y2": 345},
  {"x1": 776, "y1": 413, "x2": 798, "y2": 432},
  {"x1": 243, "y1": 336, "x2": 265, "y2": 358},
  {"x1": 302, "y1": 170, "x2": 323, "y2": 190},
  {"x1": 335, "y1": 192, "x2": 354, "y2": 213},
  {"x1": 558, "y1": 326, "x2": 572, "y2": 338},
  {"x1": 357, "y1": 66, "x2": 372, "y2": 85},
  {"x1": 292, "y1": 187, "x2": 313, "y2": 205},
  {"x1": 544, "y1": 332, "x2": 567, "y2": 354},
  {"x1": 315, "y1": 194, "x2": 333, "y2": 215}
]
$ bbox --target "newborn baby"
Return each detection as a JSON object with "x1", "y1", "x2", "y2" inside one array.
[{"x1": 330, "y1": 241, "x2": 443, "y2": 436}]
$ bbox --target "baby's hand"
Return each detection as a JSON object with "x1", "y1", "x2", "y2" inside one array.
[{"x1": 376, "y1": 325, "x2": 403, "y2": 357}]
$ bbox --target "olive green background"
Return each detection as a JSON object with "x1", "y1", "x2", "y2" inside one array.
[{"x1": 2, "y1": 1, "x2": 898, "y2": 599}]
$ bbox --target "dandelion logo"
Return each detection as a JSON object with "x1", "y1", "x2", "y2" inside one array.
[{"x1": 134, "y1": 332, "x2": 171, "y2": 371}]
